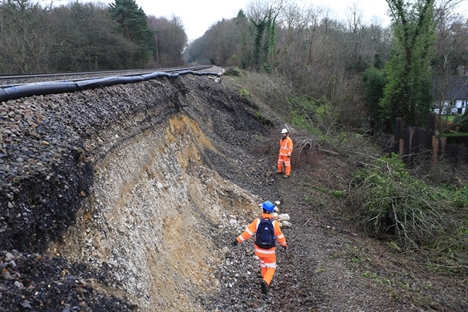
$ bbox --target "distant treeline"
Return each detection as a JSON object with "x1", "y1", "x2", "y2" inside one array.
[
  {"x1": 0, "y1": 0, "x2": 187, "y2": 74},
  {"x1": 184, "y1": 0, "x2": 468, "y2": 132},
  {"x1": 2, "y1": 0, "x2": 467, "y2": 133}
]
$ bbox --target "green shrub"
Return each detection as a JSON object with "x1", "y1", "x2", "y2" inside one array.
[
  {"x1": 239, "y1": 87, "x2": 250, "y2": 99},
  {"x1": 348, "y1": 154, "x2": 450, "y2": 245},
  {"x1": 453, "y1": 112, "x2": 468, "y2": 132},
  {"x1": 238, "y1": 88, "x2": 258, "y2": 109},
  {"x1": 348, "y1": 154, "x2": 468, "y2": 273},
  {"x1": 289, "y1": 111, "x2": 320, "y2": 135},
  {"x1": 332, "y1": 190, "x2": 346, "y2": 198},
  {"x1": 224, "y1": 67, "x2": 241, "y2": 76},
  {"x1": 289, "y1": 95, "x2": 340, "y2": 137}
]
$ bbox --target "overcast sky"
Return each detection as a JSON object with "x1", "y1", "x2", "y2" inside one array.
[{"x1": 80, "y1": 0, "x2": 468, "y2": 42}]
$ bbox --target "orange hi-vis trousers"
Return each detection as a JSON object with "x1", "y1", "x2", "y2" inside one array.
[
  {"x1": 277, "y1": 155, "x2": 291, "y2": 176},
  {"x1": 255, "y1": 249, "x2": 277, "y2": 286}
]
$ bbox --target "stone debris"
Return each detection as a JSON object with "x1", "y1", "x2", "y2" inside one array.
[{"x1": 0, "y1": 72, "x2": 281, "y2": 311}]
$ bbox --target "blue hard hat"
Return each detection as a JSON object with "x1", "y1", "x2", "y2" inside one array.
[{"x1": 262, "y1": 201, "x2": 275, "y2": 212}]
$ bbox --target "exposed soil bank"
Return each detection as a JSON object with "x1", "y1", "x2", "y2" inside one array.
[{"x1": 0, "y1": 70, "x2": 277, "y2": 310}]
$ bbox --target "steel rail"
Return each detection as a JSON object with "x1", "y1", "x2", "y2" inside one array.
[{"x1": 0, "y1": 65, "x2": 212, "y2": 81}]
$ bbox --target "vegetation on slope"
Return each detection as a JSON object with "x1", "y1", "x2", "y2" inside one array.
[{"x1": 225, "y1": 67, "x2": 468, "y2": 277}]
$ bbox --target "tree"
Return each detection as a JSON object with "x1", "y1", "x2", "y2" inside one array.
[
  {"x1": 379, "y1": 0, "x2": 438, "y2": 131},
  {"x1": 344, "y1": 2, "x2": 367, "y2": 73},
  {"x1": 363, "y1": 67, "x2": 388, "y2": 129},
  {"x1": 0, "y1": 0, "x2": 53, "y2": 73},
  {"x1": 147, "y1": 15, "x2": 187, "y2": 67},
  {"x1": 183, "y1": 10, "x2": 248, "y2": 67},
  {"x1": 49, "y1": 2, "x2": 141, "y2": 71},
  {"x1": 432, "y1": 8, "x2": 468, "y2": 134},
  {"x1": 245, "y1": 0, "x2": 285, "y2": 70},
  {"x1": 108, "y1": 0, "x2": 152, "y2": 67}
]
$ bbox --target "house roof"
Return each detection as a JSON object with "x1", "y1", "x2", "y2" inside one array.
[{"x1": 433, "y1": 76, "x2": 468, "y2": 100}]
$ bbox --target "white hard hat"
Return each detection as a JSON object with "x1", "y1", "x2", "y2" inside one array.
[{"x1": 281, "y1": 128, "x2": 288, "y2": 134}]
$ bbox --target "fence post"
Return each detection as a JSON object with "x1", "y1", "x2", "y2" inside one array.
[
  {"x1": 432, "y1": 136, "x2": 438, "y2": 164},
  {"x1": 428, "y1": 112, "x2": 436, "y2": 135},
  {"x1": 440, "y1": 137, "x2": 446, "y2": 151},
  {"x1": 395, "y1": 118, "x2": 403, "y2": 154}
]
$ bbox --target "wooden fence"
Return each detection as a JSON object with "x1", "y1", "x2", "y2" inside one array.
[{"x1": 390, "y1": 114, "x2": 468, "y2": 166}]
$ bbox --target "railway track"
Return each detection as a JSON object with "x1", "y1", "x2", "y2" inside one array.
[
  {"x1": 0, "y1": 65, "x2": 218, "y2": 102},
  {"x1": 0, "y1": 65, "x2": 212, "y2": 84}
]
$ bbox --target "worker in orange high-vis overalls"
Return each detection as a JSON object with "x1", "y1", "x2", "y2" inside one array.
[
  {"x1": 232, "y1": 201, "x2": 287, "y2": 295},
  {"x1": 277, "y1": 128, "x2": 293, "y2": 178}
]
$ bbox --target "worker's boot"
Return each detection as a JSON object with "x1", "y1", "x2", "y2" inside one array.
[{"x1": 261, "y1": 280, "x2": 268, "y2": 295}]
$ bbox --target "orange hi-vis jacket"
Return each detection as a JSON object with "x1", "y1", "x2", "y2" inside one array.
[
  {"x1": 279, "y1": 136, "x2": 293, "y2": 157},
  {"x1": 236, "y1": 213, "x2": 287, "y2": 255}
]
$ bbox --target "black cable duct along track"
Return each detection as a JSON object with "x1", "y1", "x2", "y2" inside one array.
[{"x1": 0, "y1": 70, "x2": 221, "y2": 102}]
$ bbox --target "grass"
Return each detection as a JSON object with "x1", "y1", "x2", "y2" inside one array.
[
  {"x1": 442, "y1": 115, "x2": 455, "y2": 122},
  {"x1": 441, "y1": 132, "x2": 468, "y2": 137}
]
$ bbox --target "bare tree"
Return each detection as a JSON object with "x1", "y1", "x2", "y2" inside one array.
[
  {"x1": 0, "y1": 0, "x2": 53, "y2": 73},
  {"x1": 147, "y1": 15, "x2": 187, "y2": 67},
  {"x1": 49, "y1": 1, "x2": 140, "y2": 71},
  {"x1": 183, "y1": 10, "x2": 249, "y2": 67},
  {"x1": 432, "y1": 7, "x2": 468, "y2": 134}
]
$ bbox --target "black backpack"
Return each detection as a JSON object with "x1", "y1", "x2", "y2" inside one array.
[{"x1": 255, "y1": 217, "x2": 276, "y2": 249}]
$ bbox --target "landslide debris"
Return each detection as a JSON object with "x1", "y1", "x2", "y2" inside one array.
[{"x1": 0, "y1": 70, "x2": 276, "y2": 311}]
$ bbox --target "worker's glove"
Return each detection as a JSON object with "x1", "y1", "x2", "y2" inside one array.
[
  {"x1": 232, "y1": 240, "x2": 239, "y2": 247},
  {"x1": 287, "y1": 155, "x2": 291, "y2": 158},
  {"x1": 282, "y1": 245, "x2": 287, "y2": 251}
]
